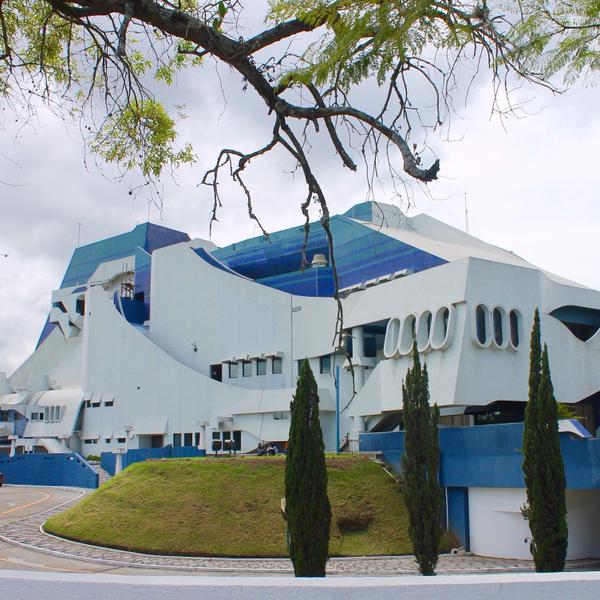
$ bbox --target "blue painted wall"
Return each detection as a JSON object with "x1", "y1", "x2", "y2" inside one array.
[
  {"x1": 101, "y1": 446, "x2": 207, "y2": 476},
  {"x1": 360, "y1": 423, "x2": 600, "y2": 490},
  {"x1": 0, "y1": 453, "x2": 98, "y2": 489},
  {"x1": 120, "y1": 297, "x2": 148, "y2": 325}
]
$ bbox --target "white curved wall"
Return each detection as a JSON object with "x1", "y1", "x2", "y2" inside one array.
[{"x1": 469, "y1": 487, "x2": 600, "y2": 560}]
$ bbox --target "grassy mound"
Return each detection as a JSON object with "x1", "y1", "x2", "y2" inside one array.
[{"x1": 45, "y1": 455, "x2": 452, "y2": 557}]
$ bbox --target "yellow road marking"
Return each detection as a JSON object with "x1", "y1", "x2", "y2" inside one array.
[{"x1": 0, "y1": 492, "x2": 51, "y2": 516}]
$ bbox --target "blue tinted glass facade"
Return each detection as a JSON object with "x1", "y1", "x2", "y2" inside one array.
[{"x1": 213, "y1": 214, "x2": 446, "y2": 297}]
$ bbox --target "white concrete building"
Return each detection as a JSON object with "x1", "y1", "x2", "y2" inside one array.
[{"x1": 1, "y1": 201, "x2": 600, "y2": 457}]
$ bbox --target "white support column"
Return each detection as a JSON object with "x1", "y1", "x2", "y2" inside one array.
[
  {"x1": 114, "y1": 452, "x2": 123, "y2": 475},
  {"x1": 351, "y1": 326, "x2": 367, "y2": 391},
  {"x1": 205, "y1": 427, "x2": 214, "y2": 454},
  {"x1": 349, "y1": 415, "x2": 366, "y2": 453},
  {"x1": 352, "y1": 326, "x2": 365, "y2": 361}
]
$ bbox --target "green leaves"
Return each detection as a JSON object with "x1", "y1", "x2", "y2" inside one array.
[
  {"x1": 212, "y1": 1, "x2": 228, "y2": 31},
  {"x1": 268, "y1": 0, "x2": 492, "y2": 90},
  {"x1": 511, "y1": 0, "x2": 600, "y2": 84},
  {"x1": 1, "y1": 0, "x2": 77, "y2": 84},
  {"x1": 91, "y1": 100, "x2": 195, "y2": 178}
]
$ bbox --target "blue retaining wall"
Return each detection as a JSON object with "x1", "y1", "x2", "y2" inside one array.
[
  {"x1": 0, "y1": 453, "x2": 98, "y2": 489},
  {"x1": 360, "y1": 422, "x2": 600, "y2": 489},
  {"x1": 100, "y1": 451, "x2": 116, "y2": 475},
  {"x1": 101, "y1": 446, "x2": 206, "y2": 476},
  {"x1": 361, "y1": 422, "x2": 600, "y2": 549}
]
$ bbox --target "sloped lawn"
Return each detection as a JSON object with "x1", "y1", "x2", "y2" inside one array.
[{"x1": 45, "y1": 455, "x2": 452, "y2": 557}]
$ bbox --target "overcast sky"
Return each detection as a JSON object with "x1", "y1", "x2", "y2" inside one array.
[{"x1": 1, "y1": 9, "x2": 599, "y2": 376}]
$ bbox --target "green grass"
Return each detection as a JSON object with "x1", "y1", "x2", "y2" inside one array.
[{"x1": 45, "y1": 455, "x2": 453, "y2": 557}]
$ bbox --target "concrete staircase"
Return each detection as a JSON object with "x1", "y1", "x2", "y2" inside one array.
[{"x1": 88, "y1": 462, "x2": 112, "y2": 486}]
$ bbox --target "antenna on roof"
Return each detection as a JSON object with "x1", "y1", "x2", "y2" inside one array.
[
  {"x1": 464, "y1": 193, "x2": 470, "y2": 234},
  {"x1": 76, "y1": 222, "x2": 83, "y2": 247}
]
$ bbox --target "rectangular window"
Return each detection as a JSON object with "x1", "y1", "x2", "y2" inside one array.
[
  {"x1": 228, "y1": 362, "x2": 238, "y2": 378},
  {"x1": 297, "y1": 359, "x2": 303, "y2": 375},
  {"x1": 173, "y1": 433, "x2": 182, "y2": 448},
  {"x1": 117, "y1": 437, "x2": 126, "y2": 444},
  {"x1": 256, "y1": 359, "x2": 266, "y2": 376},
  {"x1": 212, "y1": 431, "x2": 221, "y2": 440},
  {"x1": 364, "y1": 334, "x2": 377, "y2": 358},
  {"x1": 273, "y1": 411, "x2": 290, "y2": 420},
  {"x1": 272, "y1": 357, "x2": 282, "y2": 374},
  {"x1": 222, "y1": 431, "x2": 231, "y2": 441},
  {"x1": 84, "y1": 439, "x2": 94, "y2": 444},
  {"x1": 105, "y1": 438, "x2": 111, "y2": 444},
  {"x1": 184, "y1": 432, "x2": 193, "y2": 447},
  {"x1": 319, "y1": 354, "x2": 331, "y2": 374},
  {"x1": 242, "y1": 361, "x2": 252, "y2": 377},
  {"x1": 104, "y1": 400, "x2": 114, "y2": 407},
  {"x1": 194, "y1": 432, "x2": 201, "y2": 446}
]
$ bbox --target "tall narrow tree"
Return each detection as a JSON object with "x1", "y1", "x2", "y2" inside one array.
[
  {"x1": 401, "y1": 345, "x2": 443, "y2": 576},
  {"x1": 285, "y1": 358, "x2": 331, "y2": 577},
  {"x1": 523, "y1": 309, "x2": 568, "y2": 571}
]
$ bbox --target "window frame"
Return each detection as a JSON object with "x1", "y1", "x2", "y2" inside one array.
[
  {"x1": 319, "y1": 354, "x2": 331, "y2": 374},
  {"x1": 256, "y1": 358, "x2": 267, "y2": 376}
]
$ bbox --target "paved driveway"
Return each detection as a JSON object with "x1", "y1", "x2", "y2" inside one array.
[{"x1": 0, "y1": 485, "x2": 599, "y2": 576}]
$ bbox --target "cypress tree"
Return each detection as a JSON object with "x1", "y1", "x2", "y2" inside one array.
[
  {"x1": 285, "y1": 358, "x2": 331, "y2": 577},
  {"x1": 401, "y1": 345, "x2": 443, "y2": 576},
  {"x1": 523, "y1": 310, "x2": 568, "y2": 571}
]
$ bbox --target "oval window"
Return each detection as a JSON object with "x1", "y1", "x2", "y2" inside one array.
[
  {"x1": 384, "y1": 318, "x2": 401, "y2": 358},
  {"x1": 416, "y1": 311, "x2": 432, "y2": 352},
  {"x1": 510, "y1": 310, "x2": 520, "y2": 348},
  {"x1": 431, "y1": 306, "x2": 452, "y2": 350},
  {"x1": 476, "y1": 305, "x2": 487, "y2": 345},
  {"x1": 400, "y1": 314, "x2": 416, "y2": 355},
  {"x1": 493, "y1": 307, "x2": 503, "y2": 346}
]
